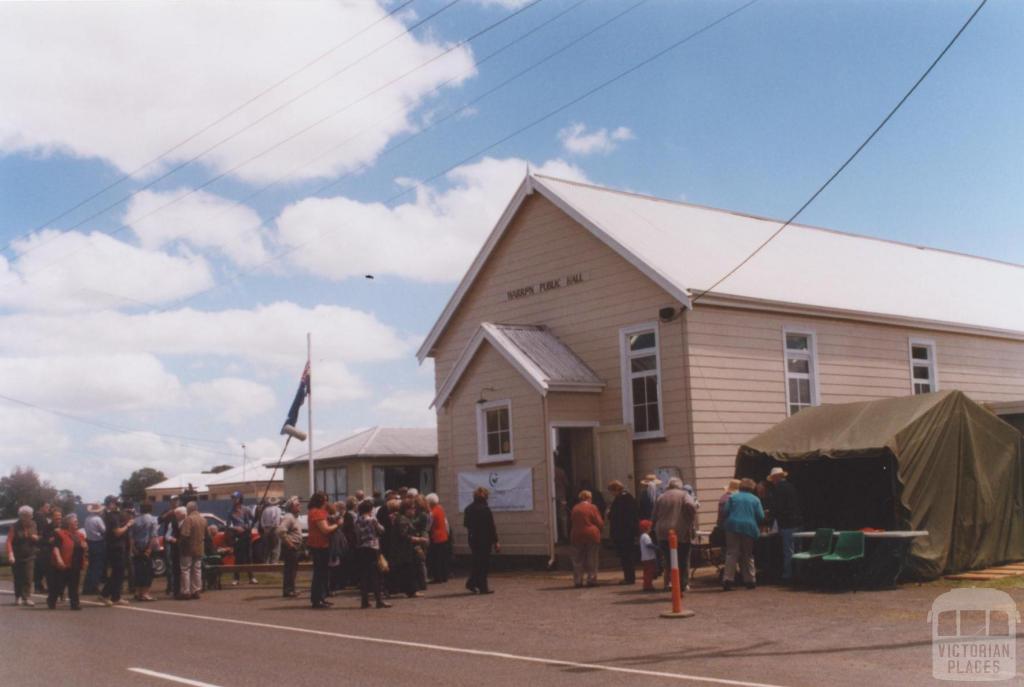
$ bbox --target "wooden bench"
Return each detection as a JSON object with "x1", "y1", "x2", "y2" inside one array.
[{"x1": 206, "y1": 562, "x2": 313, "y2": 589}]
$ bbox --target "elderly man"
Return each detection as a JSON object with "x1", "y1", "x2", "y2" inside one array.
[
  {"x1": 82, "y1": 503, "x2": 106, "y2": 595},
  {"x1": 607, "y1": 481, "x2": 639, "y2": 585},
  {"x1": 277, "y1": 497, "x2": 303, "y2": 597},
  {"x1": 767, "y1": 467, "x2": 803, "y2": 583},
  {"x1": 33, "y1": 501, "x2": 52, "y2": 593},
  {"x1": 227, "y1": 492, "x2": 257, "y2": 585},
  {"x1": 650, "y1": 477, "x2": 698, "y2": 592},
  {"x1": 259, "y1": 497, "x2": 282, "y2": 564},
  {"x1": 178, "y1": 502, "x2": 206, "y2": 600},
  {"x1": 130, "y1": 501, "x2": 159, "y2": 602}
]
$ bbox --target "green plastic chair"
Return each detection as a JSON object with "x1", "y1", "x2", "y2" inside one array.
[
  {"x1": 792, "y1": 528, "x2": 834, "y2": 561},
  {"x1": 822, "y1": 531, "x2": 865, "y2": 563}
]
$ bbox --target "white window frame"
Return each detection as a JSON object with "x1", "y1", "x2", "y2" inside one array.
[
  {"x1": 476, "y1": 399, "x2": 513, "y2": 464},
  {"x1": 908, "y1": 338, "x2": 938, "y2": 395},
  {"x1": 782, "y1": 327, "x2": 820, "y2": 416},
  {"x1": 314, "y1": 465, "x2": 348, "y2": 502},
  {"x1": 619, "y1": 322, "x2": 665, "y2": 439}
]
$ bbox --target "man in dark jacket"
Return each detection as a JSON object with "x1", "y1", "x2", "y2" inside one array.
[
  {"x1": 607, "y1": 481, "x2": 639, "y2": 584},
  {"x1": 767, "y1": 467, "x2": 802, "y2": 582},
  {"x1": 463, "y1": 487, "x2": 500, "y2": 594}
]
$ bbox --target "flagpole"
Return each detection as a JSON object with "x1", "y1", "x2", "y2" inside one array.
[{"x1": 306, "y1": 331, "x2": 314, "y2": 498}]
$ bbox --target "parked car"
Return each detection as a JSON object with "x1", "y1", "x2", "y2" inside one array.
[{"x1": 0, "y1": 518, "x2": 15, "y2": 565}]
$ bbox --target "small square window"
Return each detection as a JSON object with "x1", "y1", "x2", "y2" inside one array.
[{"x1": 478, "y1": 401, "x2": 513, "y2": 464}]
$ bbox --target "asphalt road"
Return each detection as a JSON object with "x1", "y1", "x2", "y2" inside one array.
[{"x1": 2, "y1": 570, "x2": 1021, "y2": 687}]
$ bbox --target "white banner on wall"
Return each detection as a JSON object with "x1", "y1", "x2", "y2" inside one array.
[{"x1": 457, "y1": 467, "x2": 533, "y2": 512}]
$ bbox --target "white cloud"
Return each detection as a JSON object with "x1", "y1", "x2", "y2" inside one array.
[
  {"x1": 188, "y1": 377, "x2": 276, "y2": 425},
  {"x1": 127, "y1": 189, "x2": 269, "y2": 267},
  {"x1": 0, "y1": 407, "x2": 72, "y2": 464},
  {"x1": 0, "y1": 2, "x2": 475, "y2": 183},
  {"x1": 0, "y1": 230, "x2": 213, "y2": 312},
  {"x1": 0, "y1": 302, "x2": 411, "y2": 368},
  {"x1": 376, "y1": 389, "x2": 436, "y2": 427},
  {"x1": 558, "y1": 122, "x2": 634, "y2": 156},
  {"x1": 0, "y1": 354, "x2": 184, "y2": 413},
  {"x1": 276, "y1": 156, "x2": 588, "y2": 282}
]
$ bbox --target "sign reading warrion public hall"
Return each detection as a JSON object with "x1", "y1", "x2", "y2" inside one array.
[{"x1": 506, "y1": 272, "x2": 585, "y2": 301}]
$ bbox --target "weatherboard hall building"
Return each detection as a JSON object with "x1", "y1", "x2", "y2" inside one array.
[{"x1": 420, "y1": 174, "x2": 1024, "y2": 561}]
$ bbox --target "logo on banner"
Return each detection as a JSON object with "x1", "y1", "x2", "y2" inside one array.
[{"x1": 929, "y1": 589, "x2": 1018, "y2": 681}]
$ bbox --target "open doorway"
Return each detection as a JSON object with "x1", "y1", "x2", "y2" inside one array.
[{"x1": 552, "y1": 425, "x2": 598, "y2": 544}]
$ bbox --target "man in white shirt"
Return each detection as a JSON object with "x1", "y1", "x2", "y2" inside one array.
[{"x1": 259, "y1": 497, "x2": 282, "y2": 564}]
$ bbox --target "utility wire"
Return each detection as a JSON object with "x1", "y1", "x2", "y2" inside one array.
[
  {"x1": 10, "y1": 0, "x2": 541, "y2": 285},
  {"x1": 689, "y1": 0, "x2": 988, "y2": 305},
  {"x1": 70, "y1": 0, "x2": 603, "y2": 309},
  {"x1": 159, "y1": 0, "x2": 761, "y2": 311},
  {"x1": 0, "y1": 392, "x2": 241, "y2": 458},
  {"x1": 0, "y1": 0, "x2": 417, "y2": 256},
  {"x1": 11, "y1": 0, "x2": 462, "y2": 263}
]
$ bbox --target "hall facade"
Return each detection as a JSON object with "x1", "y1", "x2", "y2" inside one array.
[{"x1": 419, "y1": 174, "x2": 1024, "y2": 559}]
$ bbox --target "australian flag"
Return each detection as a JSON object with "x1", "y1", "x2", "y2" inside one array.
[{"x1": 280, "y1": 362, "x2": 310, "y2": 434}]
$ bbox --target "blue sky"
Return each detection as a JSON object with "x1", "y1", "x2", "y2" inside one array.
[{"x1": 0, "y1": 0, "x2": 1019, "y2": 499}]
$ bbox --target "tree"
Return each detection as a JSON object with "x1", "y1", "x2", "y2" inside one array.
[
  {"x1": 206, "y1": 464, "x2": 234, "y2": 474},
  {"x1": 55, "y1": 489, "x2": 82, "y2": 515},
  {"x1": 120, "y1": 467, "x2": 167, "y2": 503},
  {"x1": 0, "y1": 466, "x2": 58, "y2": 518}
]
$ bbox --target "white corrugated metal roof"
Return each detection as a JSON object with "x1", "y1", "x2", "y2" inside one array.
[
  {"x1": 432, "y1": 323, "x2": 604, "y2": 408},
  {"x1": 534, "y1": 175, "x2": 1024, "y2": 334},
  {"x1": 205, "y1": 463, "x2": 282, "y2": 486},
  {"x1": 145, "y1": 473, "x2": 211, "y2": 493},
  {"x1": 418, "y1": 174, "x2": 1024, "y2": 361},
  {"x1": 276, "y1": 427, "x2": 437, "y2": 467}
]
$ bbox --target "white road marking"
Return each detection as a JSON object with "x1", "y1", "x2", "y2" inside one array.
[
  {"x1": 128, "y1": 668, "x2": 223, "y2": 687},
  {"x1": 3, "y1": 589, "x2": 787, "y2": 687}
]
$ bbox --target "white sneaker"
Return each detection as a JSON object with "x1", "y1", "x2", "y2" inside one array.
[
  {"x1": 115, "y1": 598, "x2": 131, "y2": 606},
  {"x1": 232, "y1": 580, "x2": 239, "y2": 586},
  {"x1": 249, "y1": 578, "x2": 258, "y2": 585},
  {"x1": 24, "y1": 598, "x2": 35, "y2": 607},
  {"x1": 14, "y1": 597, "x2": 23, "y2": 606},
  {"x1": 100, "y1": 597, "x2": 113, "y2": 607}
]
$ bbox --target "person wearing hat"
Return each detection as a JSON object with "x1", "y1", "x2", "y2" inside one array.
[
  {"x1": 259, "y1": 496, "x2": 283, "y2": 564},
  {"x1": 159, "y1": 494, "x2": 182, "y2": 597},
  {"x1": 637, "y1": 474, "x2": 661, "y2": 521},
  {"x1": 82, "y1": 503, "x2": 106, "y2": 595},
  {"x1": 767, "y1": 467, "x2": 802, "y2": 582},
  {"x1": 277, "y1": 497, "x2": 303, "y2": 597},
  {"x1": 100, "y1": 495, "x2": 134, "y2": 606},
  {"x1": 650, "y1": 477, "x2": 697, "y2": 591},
  {"x1": 226, "y1": 492, "x2": 257, "y2": 585}
]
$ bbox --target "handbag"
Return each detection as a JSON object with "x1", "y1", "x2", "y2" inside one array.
[{"x1": 377, "y1": 553, "x2": 390, "y2": 574}]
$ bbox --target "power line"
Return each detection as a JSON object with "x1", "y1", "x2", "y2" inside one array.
[
  {"x1": 10, "y1": 0, "x2": 462, "y2": 264},
  {"x1": 0, "y1": 0, "x2": 418, "y2": 256},
  {"x1": 689, "y1": 0, "x2": 988, "y2": 305},
  {"x1": 9, "y1": 0, "x2": 542, "y2": 285},
  {"x1": 72, "y1": 0, "x2": 596, "y2": 312},
  {"x1": 0, "y1": 392, "x2": 240, "y2": 458},
  {"x1": 159, "y1": 0, "x2": 761, "y2": 311}
]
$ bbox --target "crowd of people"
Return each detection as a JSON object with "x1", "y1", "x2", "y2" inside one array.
[
  {"x1": 6, "y1": 470, "x2": 800, "y2": 610},
  {"x1": 6, "y1": 484, "x2": 495, "y2": 611}
]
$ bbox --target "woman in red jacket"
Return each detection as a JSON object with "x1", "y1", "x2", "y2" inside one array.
[{"x1": 570, "y1": 490, "x2": 604, "y2": 588}]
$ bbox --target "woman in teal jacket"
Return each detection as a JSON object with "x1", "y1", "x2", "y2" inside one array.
[{"x1": 722, "y1": 478, "x2": 764, "y2": 590}]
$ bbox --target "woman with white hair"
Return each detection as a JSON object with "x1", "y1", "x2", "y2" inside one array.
[
  {"x1": 425, "y1": 493, "x2": 450, "y2": 583},
  {"x1": 7, "y1": 505, "x2": 39, "y2": 605}
]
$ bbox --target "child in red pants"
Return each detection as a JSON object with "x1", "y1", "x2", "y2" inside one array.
[{"x1": 639, "y1": 520, "x2": 659, "y2": 591}]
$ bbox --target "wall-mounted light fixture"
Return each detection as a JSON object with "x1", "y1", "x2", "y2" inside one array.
[{"x1": 477, "y1": 386, "x2": 497, "y2": 405}]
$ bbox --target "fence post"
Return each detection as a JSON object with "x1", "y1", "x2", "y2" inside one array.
[{"x1": 660, "y1": 528, "x2": 695, "y2": 619}]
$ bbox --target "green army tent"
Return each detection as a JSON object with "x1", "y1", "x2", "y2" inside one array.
[{"x1": 736, "y1": 390, "x2": 1024, "y2": 579}]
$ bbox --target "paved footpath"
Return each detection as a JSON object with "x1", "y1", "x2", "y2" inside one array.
[{"x1": 2, "y1": 571, "x2": 1021, "y2": 686}]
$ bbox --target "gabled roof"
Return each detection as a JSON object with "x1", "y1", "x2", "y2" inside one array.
[
  {"x1": 432, "y1": 322, "x2": 604, "y2": 408},
  {"x1": 418, "y1": 174, "x2": 1024, "y2": 361},
  {"x1": 276, "y1": 427, "x2": 437, "y2": 467},
  {"x1": 205, "y1": 463, "x2": 282, "y2": 486}
]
